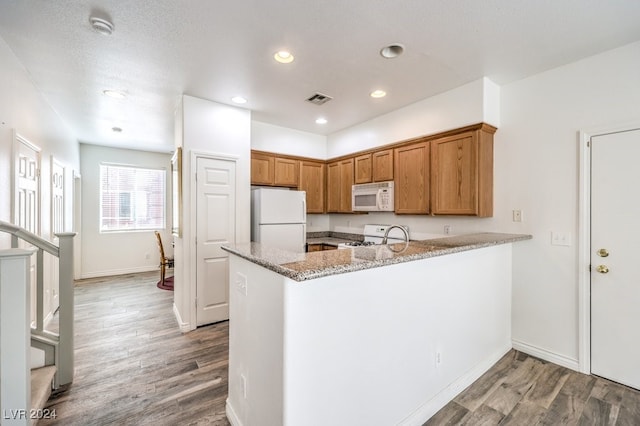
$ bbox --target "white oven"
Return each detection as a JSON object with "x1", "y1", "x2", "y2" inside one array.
[{"x1": 351, "y1": 181, "x2": 394, "y2": 212}]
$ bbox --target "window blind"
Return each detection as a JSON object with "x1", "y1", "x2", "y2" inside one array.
[{"x1": 99, "y1": 164, "x2": 166, "y2": 232}]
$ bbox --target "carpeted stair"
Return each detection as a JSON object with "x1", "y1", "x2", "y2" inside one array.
[{"x1": 31, "y1": 366, "x2": 56, "y2": 423}]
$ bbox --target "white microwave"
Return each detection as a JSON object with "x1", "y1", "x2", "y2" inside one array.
[{"x1": 352, "y1": 181, "x2": 394, "y2": 212}]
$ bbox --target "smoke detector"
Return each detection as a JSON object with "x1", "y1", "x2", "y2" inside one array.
[
  {"x1": 305, "y1": 92, "x2": 333, "y2": 106},
  {"x1": 90, "y1": 16, "x2": 114, "y2": 35}
]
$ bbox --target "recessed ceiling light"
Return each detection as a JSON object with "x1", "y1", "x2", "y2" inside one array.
[
  {"x1": 380, "y1": 44, "x2": 404, "y2": 59},
  {"x1": 315, "y1": 118, "x2": 328, "y2": 125},
  {"x1": 370, "y1": 90, "x2": 387, "y2": 98},
  {"x1": 103, "y1": 89, "x2": 127, "y2": 99},
  {"x1": 274, "y1": 50, "x2": 294, "y2": 64},
  {"x1": 89, "y1": 16, "x2": 114, "y2": 36},
  {"x1": 231, "y1": 96, "x2": 248, "y2": 104},
  {"x1": 111, "y1": 126, "x2": 122, "y2": 133}
]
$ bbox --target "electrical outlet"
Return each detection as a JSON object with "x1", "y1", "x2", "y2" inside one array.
[
  {"x1": 444, "y1": 225, "x2": 451, "y2": 235},
  {"x1": 551, "y1": 231, "x2": 571, "y2": 246},
  {"x1": 240, "y1": 374, "x2": 247, "y2": 398},
  {"x1": 236, "y1": 272, "x2": 247, "y2": 295},
  {"x1": 436, "y1": 351, "x2": 442, "y2": 368},
  {"x1": 512, "y1": 210, "x2": 522, "y2": 222},
  {"x1": 145, "y1": 252, "x2": 150, "y2": 260}
]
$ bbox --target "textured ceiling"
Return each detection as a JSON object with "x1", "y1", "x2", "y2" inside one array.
[{"x1": 1, "y1": 0, "x2": 639, "y2": 152}]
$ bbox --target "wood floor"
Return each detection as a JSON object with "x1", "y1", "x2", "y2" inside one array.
[
  {"x1": 41, "y1": 272, "x2": 640, "y2": 425},
  {"x1": 425, "y1": 350, "x2": 640, "y2": 426},
  {"x1": 41, "y1": 272, "x2": 230, "y2": 425}
]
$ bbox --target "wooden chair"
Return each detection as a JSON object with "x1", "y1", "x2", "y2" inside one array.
[{"x1": 154, "y1": 231, "x2": 174, "y2": 284}]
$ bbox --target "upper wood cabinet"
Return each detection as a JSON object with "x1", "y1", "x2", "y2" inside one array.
[
  {"x1": 299, "y1": 160, "x2": 325, "y2": 213},
  {"x1": 251, "y1": 152, "x2": 274, "y2": 186},
  {"x1": 354, "y1": 149, "x2": 394, "y2": 184},
  {"x1": 372, "y1": 149, "x2": 394, "y2": 182},
  {"x1": 327, "y1": 158, "x2": 354, "y2": 213},
  {"x1": 250, "y1": 151, "x2": 299, "y2": 187},
  {"x1": 274, "y1": 157, "x2": 299, "y2": 187},
  {"x1": 394, "y1": 141, "x2": 430, "y2": 214},
  {"x1": 354, "y1": 154, "x2": 372, "y2": 184},
  {"x1": 430, "y1": 127, "x2": 494, "y2": 216}
]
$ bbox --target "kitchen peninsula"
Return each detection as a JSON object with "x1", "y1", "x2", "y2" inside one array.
[{"x1": 223, "y1": 233, "x2": 531, "y2": 426}]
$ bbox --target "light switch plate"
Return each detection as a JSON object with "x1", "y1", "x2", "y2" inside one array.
[{"x1": 551, "y1": 231, "x2": 571, "y2": 246}]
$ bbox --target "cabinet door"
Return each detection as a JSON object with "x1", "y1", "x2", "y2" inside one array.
[
  {"x1": 394, "y1": 142, "x2": 430, "y2": 214},
  {"x1": 431, "y1": 130, "x2": 494, "y2": 216},
  {"x1": 431, "y1": 132, "x2": 477, "y2": 215},
  {"x1": 339, "y1": 158, "x2": 354, "y2": 212},
  {"x1": 307, "y1": 244, "x2": 323, "y2": 252},
  {"x1": 372, "y1": 149, "x2": 394, "y2": 182},
  {"x1": 299, "y1": 161, "x2": 325, "y2": 213},
  {"x1": 326, "y1": 161, "x2": 341, "y2": 213},
  {"x1": 354, "y1": 154, "x2": 372, "y2": 184},
  {"x1": 251, "y1": 152, "x2": 274, "y2": 185},
  {"x1": 274, "y1": 157, "x2": 299, "y2": 187}
]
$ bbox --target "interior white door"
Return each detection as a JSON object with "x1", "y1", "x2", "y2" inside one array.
[
  {"x1": 591, "y1": 128, "x2": 640, "y2": 390},
  {"x1": 14, "y1": 134, "x2": 41, "y2": 326},
  {"x1": 50, "y1": 157, "x2": 65, "y2": 314},
  {"x1": 196, "y1": 156, "x2": 236, "y2": 326}
]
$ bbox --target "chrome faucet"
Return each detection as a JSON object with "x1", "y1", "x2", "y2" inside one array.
[{"x1": 381, "y1": 225, "x2": 409, "y2": 245}]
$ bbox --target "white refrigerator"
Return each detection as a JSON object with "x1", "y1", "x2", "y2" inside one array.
[{"x1": 251, "y1": 188, "x2": 307, "y2": 252}]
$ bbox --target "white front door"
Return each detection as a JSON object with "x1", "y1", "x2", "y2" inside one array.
[
  {"x1": 196, "y1": 156, "x2": 236, "y2": 325},
  {"x1": 591, "y1": 128, "x2": 640, "y2": 390},
  {"x1": 14, "y1": 133, "x2": 41, "y2": 326}
]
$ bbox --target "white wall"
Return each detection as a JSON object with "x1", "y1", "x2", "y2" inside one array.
[
  {"x1": 326, "y1": 78, "x2": 497, "y2": 158},
  {"x1": 174, "y1": 95, "x2": 251, "y2": 330},
  {"x1": 79, "y1": 144, "x2": 172, "y2": 278},
  {"x1": 324, "y1": 41, "x2": 640, "y2": 369},
  {"x1": 0, "y1": 35, "x2": 79, "y2": 246},
  {"x1": 251, "y1": 121, "x2": 326, "y2": 159},
  {"x1": 326, "y1": 77, "x2": 502, "y2": 239},
  {"x1": 499, "y1": 40, "x2": 640, "y2": 366}
]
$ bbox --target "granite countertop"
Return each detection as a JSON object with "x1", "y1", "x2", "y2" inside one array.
[{"x1": 222, "y1": 232, "x2": 532, "y2": 282}]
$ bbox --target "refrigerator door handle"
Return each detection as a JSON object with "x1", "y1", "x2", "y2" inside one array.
[{"x1": 302, "y1": 198, "x2": 307, "y2": 223}]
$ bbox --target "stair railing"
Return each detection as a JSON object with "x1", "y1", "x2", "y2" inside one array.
[{"x1": 0, "y1": 220, "x2": 75, "y2": 423}]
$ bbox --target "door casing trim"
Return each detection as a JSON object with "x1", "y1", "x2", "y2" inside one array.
[{"x1": 578, "y1": 120, "x2": 640, "y2": 374}]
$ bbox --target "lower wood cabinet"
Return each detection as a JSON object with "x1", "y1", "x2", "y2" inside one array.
[
  {"x1": 306, "y1": 243, "x2": 338, "y2": 252},
  {"x1": 394, "y1": 141, "x2": 430, "y2": 214}
]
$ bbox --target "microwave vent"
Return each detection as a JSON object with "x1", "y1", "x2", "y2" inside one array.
[
  {"x1": 305, "y1": 92, "x2": 333, "y2": 105},
  {"x1": 353, "y1": 181, "x2": 394, "y2": 190}
]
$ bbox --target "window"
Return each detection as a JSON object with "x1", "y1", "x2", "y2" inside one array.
[{"x1": 100, "y1": 164, "x2": 166, "y2": 232}]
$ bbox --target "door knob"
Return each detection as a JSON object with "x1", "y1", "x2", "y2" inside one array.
[
  {"x1": 596, "y1": 265, "x2": 609, "y2": 274},
  {"x1": 597, "y1": 248, "x2": 609, "y2": 257}
]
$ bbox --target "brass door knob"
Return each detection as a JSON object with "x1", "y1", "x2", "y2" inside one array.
[
  {"x1": 596, "y1": 265, "x2": 609, "y2": 274},
  {"x1": 597, "y1": 248, "x2": 609, "y2": 257}
]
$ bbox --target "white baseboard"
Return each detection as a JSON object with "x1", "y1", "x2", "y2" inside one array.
[
  {"x1": 400, "y1": 343, "x2": 512, "y2": 425},
  {"x1": 226, "y1": 399, "x2": 241, "y2": 426},
  {"x1": 512, "y1": 339, "x2": 580, "y2": 372},
  {"x1": 80, "y1": 265, "x2": 157, "y2": 279},
  {"x1": 173, "y1": 303, "x2": 191, "y2": 333}
]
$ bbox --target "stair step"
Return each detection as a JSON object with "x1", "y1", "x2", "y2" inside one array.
[{"x1": 31, "y1": 366, "x2": 56, "y2": 415}]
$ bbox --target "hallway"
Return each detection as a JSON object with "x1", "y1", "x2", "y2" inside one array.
[{"x1": 42, "y1": 272, "x2": 230, "y2": 425}]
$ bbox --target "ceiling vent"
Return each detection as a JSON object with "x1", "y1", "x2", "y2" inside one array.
[{"x1": 305, "y1": 92, "x2": 333, "y2": 106}]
